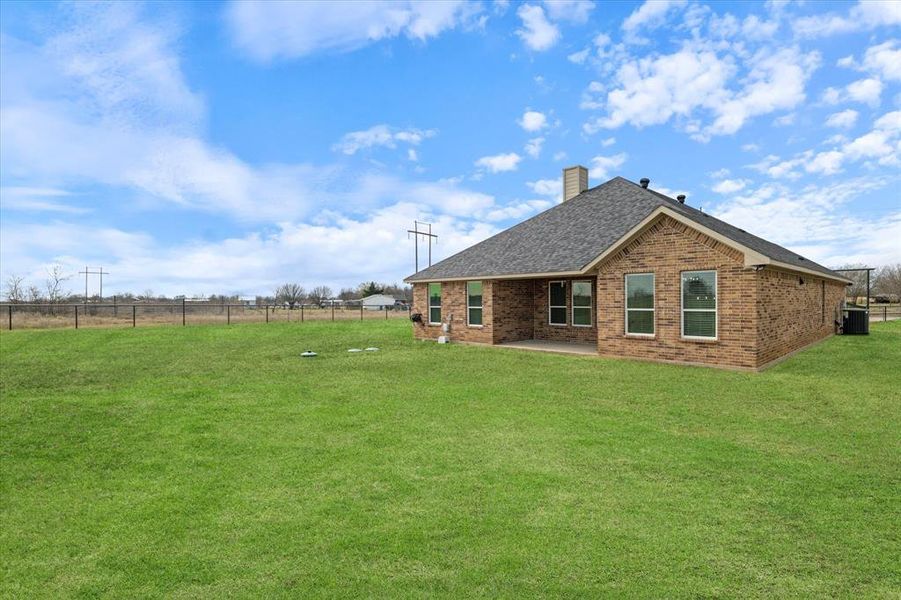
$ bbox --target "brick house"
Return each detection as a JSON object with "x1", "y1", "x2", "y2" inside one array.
[{"x1": 405, "y1": 168, "x2": 851, "y2": 370}]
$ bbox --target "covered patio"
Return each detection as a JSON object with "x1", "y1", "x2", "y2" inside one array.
[{"x1": 497, "y1": 339, "x2": 598, "y2": 356}]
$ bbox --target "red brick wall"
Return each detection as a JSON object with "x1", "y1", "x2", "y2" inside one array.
[
  {"x1": 532, "y1": 278, "x2": 598, "y2": 343},
  {"x1": 411, "y1": 280, "x2": 493, "y2": 343},
  {"x1": 756, "y1": 268, "x2": 845, "y2": 366},
  {"x1": 492, "y1": 279, "x2": 535, "y2": 343},
  {"x1": 595, "y1": 216, "x2": 758, "y2": 369}
]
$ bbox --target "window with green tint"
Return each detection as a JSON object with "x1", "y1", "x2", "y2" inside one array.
[
  {"x1": 467, "y1": 281, "x2": 483, "y2": 326},
  {"x1": 572, "y1": 280, "x2": 592, "y2": 326},
  {"x1": 549, "y1": 281, "x2": 566, "y2": 325},
  {"x1": 681, "y1": 271, "x2": 717, "y2": 338},
  {"x1": 625, "y1": 273, "x2": 654, "y2": 335},
  {"x1": 428, "y1": 283, "x2": 442, "y2": 324}
]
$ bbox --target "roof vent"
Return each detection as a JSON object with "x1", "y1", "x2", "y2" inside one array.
[
  {"x1": 639, "y1": 177, "x2": 650, "y2": 188},
  {"x1": 676, "y1": 194, "x2": 686, "y2": 204},
  {"x1": 562, "y1": 165, "x2": 589, "y2": 201}
]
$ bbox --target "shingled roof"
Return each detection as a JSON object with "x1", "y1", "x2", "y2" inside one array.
[{"x1": 405, "y1": 176, "x2": 849, "y2": 283}]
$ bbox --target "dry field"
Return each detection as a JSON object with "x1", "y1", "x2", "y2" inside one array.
[{"x1": 2, "y1": 304, "x2": 411, "y2": 330}]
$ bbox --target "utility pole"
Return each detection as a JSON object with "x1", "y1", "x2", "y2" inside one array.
[
  {"x1": 97, "y1": 267, "x2": 109, "y2": 301},
  {"x1": 406, "y1": 221, "x2": 438, "y2": 273},
  {"x1": 77, "y1": 266, "x2": 110, "y2": 304}
]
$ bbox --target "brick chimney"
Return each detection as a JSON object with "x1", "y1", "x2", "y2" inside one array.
[{"x1": 563, "y1": 165, "x2": 588, "y2": 201}]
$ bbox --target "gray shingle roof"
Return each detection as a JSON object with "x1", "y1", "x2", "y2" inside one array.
[{"x1": 405, "y1": 177, "x2": 846, "y2": 282}]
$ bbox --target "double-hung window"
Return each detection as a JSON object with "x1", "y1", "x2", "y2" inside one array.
[
  {"x1": 572, "y1": 280, "x2": 592, "y2": 326},
  {"x1": 467, "y1": 281, "x2": 483, "y2": 326},
  {"x1": 549, "y1": 281, "x2": 567, "y2": 325},
  {"x1": 428, "y1": 283, "x2": 442, "y2": 325},
  {"x1": 625, "y1": 273, "x2": 655, "y2": 335},
  {"x1": 681, "y1": 270, "x2": 717, "y2": 339}
]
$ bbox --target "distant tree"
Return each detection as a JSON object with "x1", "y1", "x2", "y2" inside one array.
[
  {"x1": 836, "y1": 263, "x2": 869, "y2": 303},
  {"x1": 26, "y1": 285, "x2": 42, "y2": 302},
  {"x1": 139, "y1": 289, "x2": 155, "y2": 301},
  {"x1": 275, "y1": 283, "x2": 305, "y2": 308},
  {"x1": 338, "y1": 287, "x2": 359, "y2": 301},
  {"x1": 44, "y1": 264, "x2": 71, "y2": 303},
  {"x1": 383, "y1": 283, "x2": 412, "y2": 302},
  {"x1": 358, "y1": 281, "x2": 384, "y2": 297},
  {"x1": 307, "y1": 286, "x2": 333, "y2": 307},
  {"x1": 874, "y1": 263, "x2": 901, "y2": 299},
  {"x1": 4, "y1": 275, "x2": 25, "y2": 303}
]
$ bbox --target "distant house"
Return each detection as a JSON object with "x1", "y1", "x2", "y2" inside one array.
[
  {"x1": 361, "y1": 294, "x2": 396, "y2": 310},
  {"x1": 405, "y1": 167, "x2": 852, "y2": 371}
]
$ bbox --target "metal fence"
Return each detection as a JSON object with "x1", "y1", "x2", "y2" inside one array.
[{"x1": 2, "y1": 302, "x2": 412, "y2": 331}]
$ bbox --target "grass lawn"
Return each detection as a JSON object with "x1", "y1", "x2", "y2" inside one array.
[{"x1": 1, "y1": 320, "x2": 899, "y2": 598}]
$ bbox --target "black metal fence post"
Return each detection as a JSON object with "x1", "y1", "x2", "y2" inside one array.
[
  {"x1": 8, "y1": 305, "x2": 11, "y2": 331},
  {"x1": 75, "y1": 305, "x2": 79, "y2": 329},
  {"x1": 132, "y1": 305, "x2": 136, "y2": 327},
  {"x1": 182, "y1": 298, "x2": 186, "y2": 326},
  {"x1": 385, "y1": 305, "x2": 388, "y2": 320},
  {"x1": 266, "y1": 305, "x2": 269, "y2": 323},
  {"x1": 227, "y1": 305, "x2": 231, "y2": 325},
  {"x1": 301, "y1": 305, "x2": 304, "y2": 322},
  {"x1": 331, "y1": 304, "x2": 335, "y2": 321}
]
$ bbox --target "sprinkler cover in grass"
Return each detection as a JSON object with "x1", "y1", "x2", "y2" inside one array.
[
  {"x1": 348, "y1": 348, "x2": 362, "y2": 352},
  {"x1": 301, "y1": 351, "x2": 317, "y2": 357},
  {"x1": 365, "y1": 347, "x2": 379, "y2": 352}
]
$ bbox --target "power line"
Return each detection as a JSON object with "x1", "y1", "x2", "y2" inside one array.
[{"x1": 407, "y1": 221, "x2": 438, "y2": 273}]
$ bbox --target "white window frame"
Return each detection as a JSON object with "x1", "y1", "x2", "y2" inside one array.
[
  {"x1": 571, "y1": 280, "x2": 593, "y2": 328},
  {"x1": 466, "y1": 281, "x2": 483, "y2": 327},
  {"x1": 548, "y1": 280, "x2": 567, "y2": 326},
  {"x1": 624, "y1": 273, "x2": 655, "y2": 337},
  {"x1": 428, "y1": 283, "x2": 442, "y2": 325},
  {"x1": 681, "y1": 270, "x2": 718, "y2": 340}
]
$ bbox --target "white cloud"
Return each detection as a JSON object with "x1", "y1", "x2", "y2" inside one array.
[
  {"x1": 568, "y1": 48, "x2": 590, "y2": 64},
  {"x1": 475, "y1": 152, "x2": 522, "y2": 173},
  {"x1": 589, "y1": 153, "x2": 627, "y2": 179},
  {"x1": 825, "y1": 109, "x2": 859, "y2": 129},
  {"x1": 846, "y1": 78, "x2": 883, "y2": 106},
  {"x1": 407, "y1": 149, "x2": 419, "y2": 162},
  {"x1": 543, "y1": 0, "x2": 595, "y2": 23},
  {"x1": 484, "y1": 199, "x2": 552, "y2": 221},
  {"x1": 332, "y1": 125, "x2": 436, "y2": 155},
  {"x1": 793, "y1": 0, "x2": 901, "y2": 38},
  {"x1": 861, "y1": 40, "x2": 901, "y2": 81},
  {"x1": 600, "y1": 137, "x2": 616, "y2": 147},
  {"x1": 518, "y1": 110, "x2": 548, "y2": 131},
  {"x1": 711, "y1": 178, "x2": 747, "y2": 194},
  {"x1": 516, "y1": 4, "x2": 560, "y2": 51},
  {"x1": 586, "y1": 44, "x2": 820, "y2": 140},
  {"x1": 711, "y1": 177, "x2": 901, "y2": 267},
  {"x1": 806, "y1": 151, "x2": 845, "y2": 175},
  {"x1": 0, "y1": 187, "x2": 88, "y2": 214},
  {"x1": 622, "y1": 0, "x2": 687, "y2": 41},
  {"x1": 225, "y1": 0, "x2": 481, "y2": 61},
  {"x1": 524, "y1": 137, "x2": 545, "y2": 158},
  {"x1": 527, "y1": 178, "x2": 560, "y2": 197}
]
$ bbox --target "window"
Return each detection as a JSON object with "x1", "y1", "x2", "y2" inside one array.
[
  {"x1": 549, "y1": 281, "x2": 566, "y2": 325},
  {"x1": 572, "y1": 280, "x2": 592, "y2": 326},
  {"x1": 428, "y1": 283, "x2": 442, "y2": 325},
  {"x1": 681, "y1": 271, "x2": 717, "y2": 339},
  {"x1": 467, "y1": 281, "x2": 483, "y2": 326},
  {"x1": 625, "y1": 273, "x2": 654, "y2": 335}
]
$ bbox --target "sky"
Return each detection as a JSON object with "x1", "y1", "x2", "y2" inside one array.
[{"x1": 1, "y1": 0, "x2": 899, "y2": 298}]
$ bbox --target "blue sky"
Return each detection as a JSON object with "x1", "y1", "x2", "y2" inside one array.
[{"x1": 1, "y1": 0, "x2": 899, "y2": 297}]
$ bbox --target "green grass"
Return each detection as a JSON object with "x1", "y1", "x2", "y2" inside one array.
[{"x1": 1, "y1": 320, "x2": 899, "y2": 598}]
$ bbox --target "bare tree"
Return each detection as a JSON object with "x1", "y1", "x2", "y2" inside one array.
[
  {"x1": 45, "y1": 264, "x2": 71, "y2": 303},
  {"x1": 4, "y1": 275, "x2": 25, "y2": 303},
  {"x1": 26, "y1": 285, "x2": 42, "y2": 302},
  {"x1": 307, "y1": 285, "x2": 333, "y2": 307},
  {"x1": 338, "y1": 287, "x2": 359, "y2": 301},
  {"x1": 836, "y1": 263, "x2": 869, "y2": 304},
  {"x1": 874, "y1": 263, "x2": 901, "y2": 300},
  {"x1": 275, "y1": 283, "x2": 305, "y2": 308},
  {"x1": 138, "y1": 289, "x2": 155, "y2": 301}
]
